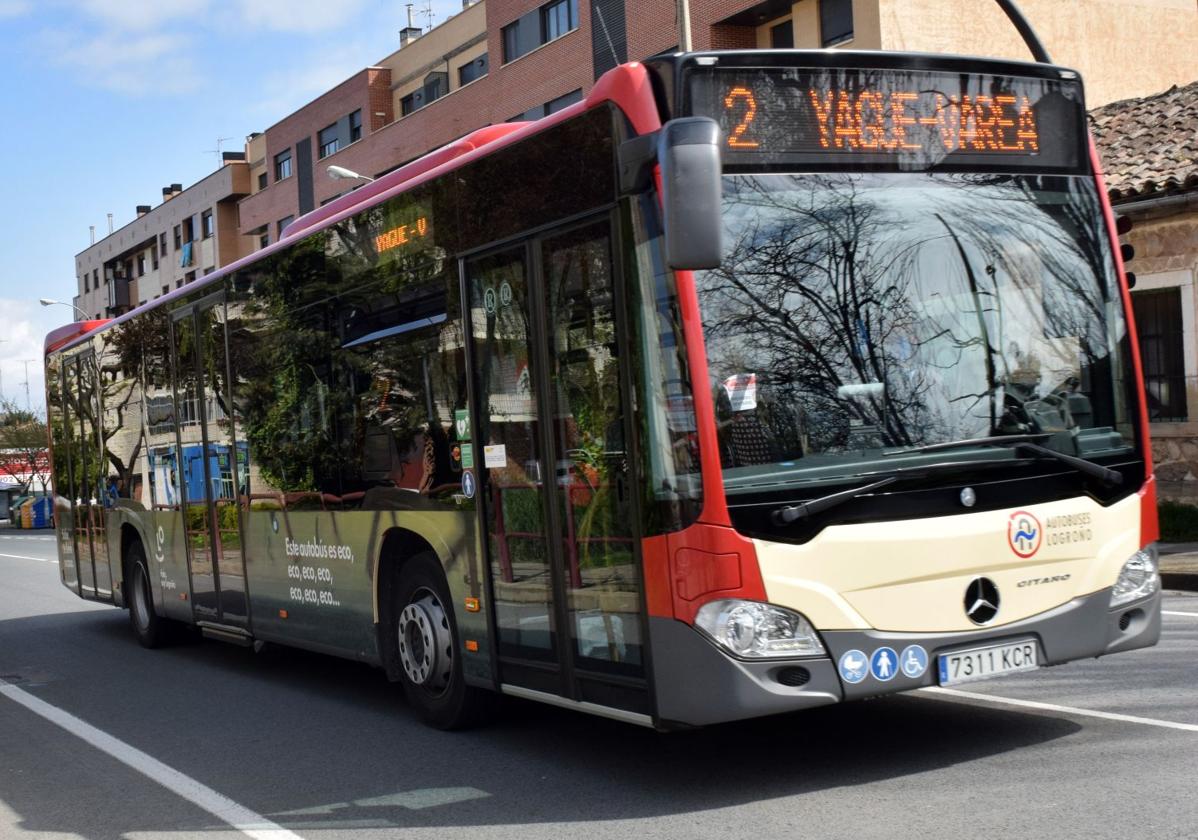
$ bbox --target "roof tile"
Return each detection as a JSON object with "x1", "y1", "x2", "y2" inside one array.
[{"x1": 1089, "y1": 79, "x2": 1198, "y2": 202}]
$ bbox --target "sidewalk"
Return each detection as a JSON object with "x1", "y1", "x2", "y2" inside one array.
[{"x1": 1159, "y1": 543, "x2": 1198, "y2": 591}]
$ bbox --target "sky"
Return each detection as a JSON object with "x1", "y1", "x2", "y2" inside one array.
[{"x1": 0, "y1": 0, "x2": 463, "y2": 413}]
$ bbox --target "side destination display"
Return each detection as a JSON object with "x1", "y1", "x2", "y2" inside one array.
[{"x1": 685, "y1": 66, "x2": 1086, "y2": 172}]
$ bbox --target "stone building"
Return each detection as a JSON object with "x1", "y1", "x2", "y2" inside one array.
[{"x1": 1091, "y1": 80, "x2": 1198, "y2": 496}]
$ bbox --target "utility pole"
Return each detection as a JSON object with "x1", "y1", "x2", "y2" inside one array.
[
  {"x1": 678, "y1": 0, "x2": 693, "y2": 52},
  {"x1": 19, "y1": 359, "x2": 35, "y2": 411}
]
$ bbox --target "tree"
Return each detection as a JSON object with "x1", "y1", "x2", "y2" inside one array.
[{"x1": 0, "y1": 400, "x2": 50, "y2": 494}]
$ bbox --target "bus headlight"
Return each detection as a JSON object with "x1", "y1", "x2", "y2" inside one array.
[
  {"x1": 694, "y1": 599, "x2": 826, "y2": 659},
  {"x1": 1110, "y1": 546, "x2": 1159, "y2": 607}
]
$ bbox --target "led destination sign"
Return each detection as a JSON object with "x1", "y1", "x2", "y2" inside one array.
[{"x1": 688, "y1": 67, "x2": 1084, "y2": 171}]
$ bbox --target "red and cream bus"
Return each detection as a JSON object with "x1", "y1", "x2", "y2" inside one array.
[{"x1": 45, "y1": 48, "x2": 1160, "y2": 730}]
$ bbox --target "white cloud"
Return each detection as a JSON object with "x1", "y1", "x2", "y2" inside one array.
[
  {"x1": 236, "y1": 0, "x2": 366, "y2": 34},
  {"x1": 75, "y1": 0, "x2": 210, "y2": 31},
  {"x1": 39, "y1": 28, "x2": 200, "y2": 95},
  {"x1": 0, "y1": 0, "x2": 31, "y2": 18},
  {"x1": 0, "y1": 302, "x2": 59, "y2": 414}
]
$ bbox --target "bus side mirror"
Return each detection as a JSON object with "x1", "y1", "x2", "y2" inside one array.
[{"x1": 658, "y1": 117, "x2": 723, "y2": 271}]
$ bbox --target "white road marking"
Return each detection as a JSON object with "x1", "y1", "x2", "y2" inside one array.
[
  {"x1": 922, "y1": 686, "x2": 1198, "y2": 733},
  {"x1": 1163, "y1": 610, "x2": 1198, "y2": 617},
  {"x1": 0, "y1": 552, "x2": 55, "y2": 563},
  {"x1": 0, "y1": 678, "x2": 305, "y2": 840}
]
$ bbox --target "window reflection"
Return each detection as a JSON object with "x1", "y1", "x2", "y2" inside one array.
[{"x1": 697, "y1": 173, "x2": 1136, "y2": 487}]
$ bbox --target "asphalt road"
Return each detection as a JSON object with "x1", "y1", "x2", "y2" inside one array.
[{"x1": 1, "y1": 529, "x2": 1196, "y2": 840}]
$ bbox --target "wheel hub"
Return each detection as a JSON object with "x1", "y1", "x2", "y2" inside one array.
[{"x1": 397, "y1": 590, "x2": 453, "y2": 693}]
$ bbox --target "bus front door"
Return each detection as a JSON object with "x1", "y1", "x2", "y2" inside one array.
[
  {"x1": 169, "y1": 294, "x2": 250, "y2": 629},
  {"x1": 467, "y1": 217, "x2": 647, "y2": 715}
]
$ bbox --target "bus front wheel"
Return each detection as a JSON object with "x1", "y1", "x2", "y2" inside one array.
[
  {"x1": 126, "y1": 542, "x2": 163, "y2": 649},
  {"x1": 394, "y1": 552, "x2": 493, "y2": 729}
]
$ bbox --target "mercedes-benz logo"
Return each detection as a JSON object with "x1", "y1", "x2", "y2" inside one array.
[{"x1": 964, "y1": 577, "x2": 1000, "y2": 625}]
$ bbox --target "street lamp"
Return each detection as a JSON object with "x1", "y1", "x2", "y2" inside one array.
[
  {"x1": 39, "y1": 298, "x2": 89, "y2": 320},
  {"x1": 327, "y1": 165, "x2": 375, "y2": 183}
]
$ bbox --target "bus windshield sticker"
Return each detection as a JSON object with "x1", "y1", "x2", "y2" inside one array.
[
  {"x1": 723, "y1": 373, "x2": 757, "y2": 412},
  {"x1": 686, "y1": 67, "x2": 1084, "y2": 172},
  {"x1": 484, "y1": 444, "x2": 507, "y2": 469}
]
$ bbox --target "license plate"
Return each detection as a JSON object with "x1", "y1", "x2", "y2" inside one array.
[{"x1": 938, "y1": 639, "x2": 1038, "y2": 686}]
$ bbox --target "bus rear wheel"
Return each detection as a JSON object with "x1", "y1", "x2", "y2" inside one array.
[
  {"x1": 126, "y1": 542, "x2": 162, "y2": 649},
  {"x1": 394, "y1": 552, "x2": 493, "y2": 729}
]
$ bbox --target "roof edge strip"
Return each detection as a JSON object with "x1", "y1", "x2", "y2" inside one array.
[
  {"x1": 45, "y1": 320, "x2": 111, "y2": 354},
  {"x1": 47, "y1": 63, "x2": 661, "y2": 357}
]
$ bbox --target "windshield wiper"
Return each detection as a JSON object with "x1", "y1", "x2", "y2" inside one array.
[
  {"x1": 1015, "y1": 442, "x2": 1123, "y2": 487},
  {"x1": 769, "y1": 460, "x2": 1002, "y2": 525},
  {"x1": 891, "y1": 434, "x2": 1122, "y2": 486},
  {"x1": 772, "y1": 475, "x2": 899, "y2": 525}
]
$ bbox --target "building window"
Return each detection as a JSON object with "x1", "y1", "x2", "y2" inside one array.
[
  {"x1": 349, "y1": 109, "x2": 362, "y2": 143},
  {"x1": 203, "y1": 267, "x2": 214, "y2": 276},
  {"x1": 542, "y1": 0, "x2": 577, "y2": 42},
  {"x1": 544, "y1": 88, "x2": 583, "y2": 115},
  {"x1": 151, "y1": 246, "x2": 159, "y2": 271},
  {"x1": 502, "y1": 21, "x2": 521, "y2": 62},
  {"x1": 159, "y1": 232, "x2": 167, "y2": 257},
  {"x1": 83, "y1": 273, "x2": 89, "y2": 292},
  {"x1": 93, "y1": 269, "x2": 99, "y2": 287},
  {"x1": 277, "y1": 215, "x2": 294, "y2": 237},
  {"x1": 771, "y1": 19, "x2": 794, "y2": 48},
  {"x1": 173, "y1": 225, "x2": 182, "y2": 249},
  {"x1": 162, "y1": 285, "x2": 169, "y2": 296},
  {"x1": 259, "y1": 232, "x2": 269, "y2": 250},
  {"x1": 504, "y1": 0, "x2": 578, "y2": 63},
  {"x1": 820, "y1": 0, "x2": 854, "y2": 46},
  {"x1": 1133, "y1": 288, "x2": 1188, "y2": 421},
  {"x1": 137, "y1": 254, "x2": 146, "y2": 276},
  {"x1": 318, "y1": 123, "x2": 339, "y2": 159},
  {"x1": 201, "y1": 210, "x2": 214, "y2": 239},
  {"x1": 459, "y1": 54, "x2": 488, "y2": 86},
  {"x1": 257, "y1": 171, "x2": 268, "y2": 190},
  {"x1": 182, "y1": 217, "x2": 194, "y2": 243},
  {"x1": 274, "y1": 148, "x2": 292, "y2": 181},
  {"x1": 401, "y1": 93, "x2": 417, "y2": 116}
]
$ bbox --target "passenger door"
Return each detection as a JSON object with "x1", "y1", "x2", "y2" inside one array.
[
  {"x1": 467, "y1": 216, "x2": 645, "y2": 713},
  {"x1": 169, "y1": 293, "x2": 250, "y2": 628}
]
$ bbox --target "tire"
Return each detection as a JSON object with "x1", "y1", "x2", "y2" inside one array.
[
  {"x1": 126, "y1": 541, "x2": 163, "y2": 649},
  {"x1": 394, "y1": 551, "x2": 494, "y2": 729}
]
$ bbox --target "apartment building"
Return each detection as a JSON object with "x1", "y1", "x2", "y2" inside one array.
[
  {"x1": 74, "y1": 0, "x2": 1196, "y2": 309},
  {"x1": 237, "y1": 0, "x2": 1198, "y2": 247},
  {"x1": 73, "y1": 155, "x2": 253, "y2": 319}
]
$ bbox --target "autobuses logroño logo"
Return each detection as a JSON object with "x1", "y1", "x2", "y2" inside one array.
[{"x1": 1007, "y1": 510, "x2": 1042, "y2": 558}]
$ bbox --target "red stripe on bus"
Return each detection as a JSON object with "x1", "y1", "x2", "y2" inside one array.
[{"x1": 1088, "y1": 137, "x2": 1158, "y2": 547}]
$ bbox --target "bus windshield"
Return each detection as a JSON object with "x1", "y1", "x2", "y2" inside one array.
[{"x1": 695, "y1": 172, "x2": 1139, "y2": 493}]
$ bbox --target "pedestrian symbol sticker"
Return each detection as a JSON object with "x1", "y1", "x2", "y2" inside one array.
[
  {"x1": 461, "y1": 470, "x2": 476, "y2": 499},
  {"x1": 870, "y1": 647, "x2": 898, "y2": 681},
  {"x1": 838, "y1": 649, "x2": 869, "y2": 684},
  {"x1": 900, "y1": 645, "x2": 928, "y2": 679}
]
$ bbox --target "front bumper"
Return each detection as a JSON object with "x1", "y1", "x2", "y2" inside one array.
[{"x1": 650, "y1": 587, "x2": 1160, "y2": 726}]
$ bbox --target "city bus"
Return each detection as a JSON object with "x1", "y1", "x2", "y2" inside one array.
[{"x1": 44, "y1": 47, "x2": 1161, "y2": 730}]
